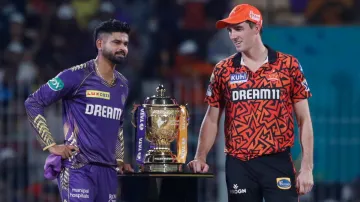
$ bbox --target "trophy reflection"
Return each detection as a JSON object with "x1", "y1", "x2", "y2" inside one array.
[{"x1": 132, "y1": 84, "x2": 189, "y2": 173}]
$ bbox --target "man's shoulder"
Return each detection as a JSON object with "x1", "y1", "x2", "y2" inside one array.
[
  {"x1": 57, "y1": 60, "x2": 93, "y2": 78},
  {"x1": 115, "y1": 71, "x2": 128, "y2": 87},
  {"x1": 272, "y1": 51, "x2": 302, "y2": 73},
  {"x1": 51, "y1": 61, "x2": 94, "y2": 89},
  {"x1": 68, "y1": 60, "x2": 93, "y2": 73},
  {"x1": 215, "y1": 53, "x2": 238, "y2": 68},
  {"x1": 276, "y1": 51, "x2": 299, "y2": 64}
]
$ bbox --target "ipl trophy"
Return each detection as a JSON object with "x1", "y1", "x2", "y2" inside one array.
[{"x1": 132, "y1": 84, "x2": 189, "y2": 173}]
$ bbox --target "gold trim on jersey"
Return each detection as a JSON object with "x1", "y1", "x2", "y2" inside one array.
[
  {"x1": 70, "y1": 63, "x2": 87, "y2": 71},
  {"x1": 116, "y1": 128, "x2": 125, "y2": 162},
  {"x1": 33, "y1": 115, "x2": 56, "y2": 150}
]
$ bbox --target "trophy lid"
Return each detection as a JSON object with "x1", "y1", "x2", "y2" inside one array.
[{"x1": 143, "y1": 84, "x2": 178, "y2": 105}]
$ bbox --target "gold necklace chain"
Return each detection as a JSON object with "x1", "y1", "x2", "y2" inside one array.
[{"x1": 94, "y1": 60, "x2": 115, "y2": 85}]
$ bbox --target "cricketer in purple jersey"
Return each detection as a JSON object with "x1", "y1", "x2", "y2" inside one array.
[
  {"x1": 24, "y1": 19, "x2": 133, "y2": 202},
  {"x1": 25, "y1": 59, "x2": 128, "y2": 167}
]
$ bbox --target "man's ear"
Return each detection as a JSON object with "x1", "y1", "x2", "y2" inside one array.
[
  {"x1": 255, "y1": 24, "x2": 261, "y2": 35},
  {"x1": 96, "y1": 39, "x2": 103, "y2": 51}
]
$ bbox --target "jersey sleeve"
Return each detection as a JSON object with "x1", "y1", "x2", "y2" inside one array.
[
  {"x1": 204, "y1": 62, "x2": 226, "y2": 108},
  {"x1": 115, "y1": 126, "x2": 125, "y2": 163},
  {"x1": 24, "y1": 68, "x2": 81, "y2": 150},
  {"x1": 290, "y1": 58, "x2": 312, "y2": 103},
  {"x1": 116, "y1": 83, "x2": 129, "y2": 163}
]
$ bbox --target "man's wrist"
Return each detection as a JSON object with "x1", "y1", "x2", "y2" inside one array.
[
  {"x1": 194, "y1": 155, "x2": 206, "y2": 162},
  {"x1": 43, "y1": 143, "x2": 56, "y2": 151},
  {"x1": 300, "y1": 162, "x2": 313, "y2": 172}
]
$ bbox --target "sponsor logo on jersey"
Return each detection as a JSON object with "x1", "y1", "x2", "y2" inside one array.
[
  {"x1": 47, "y1": 77, "x2": 64, "y2": 91},
  {"x1": 86, "y1": 90, "x2": 110, "y2": 100},
  {"x1": 302, "y1": 79, "x2": 310, "y2": 92},
  {"x1": 231, "y1": 88, "x2": 280, "y2": 101},
  {"x1": 276, "y1": 177, "x2": 291, "y2": 190},
  {"x1": 230, "y1": 73, "x2": 248, "y2": 84},
  {"x1": 70, "y1": 188, "x2": 90, "y2": 199},
  {"x1": 85, "y1": 104, "x2": 122, "y2": 120}
]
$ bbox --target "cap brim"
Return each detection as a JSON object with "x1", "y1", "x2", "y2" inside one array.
[{"x1": 215, "y1": 17, "x2": 245, "y2": 29}]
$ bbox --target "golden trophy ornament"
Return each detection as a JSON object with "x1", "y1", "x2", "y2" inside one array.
[{"x1": 132, "y1": 84, "x2": 189, "y2": 173}]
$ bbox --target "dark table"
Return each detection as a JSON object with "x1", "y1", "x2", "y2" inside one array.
[{"x1": 118, "y1": 172, "x2": 214, "y2": 202}]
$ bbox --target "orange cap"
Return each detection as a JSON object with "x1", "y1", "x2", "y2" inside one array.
[{"x1": 216, "y1": 4, "x2": 263, "y2": 29}]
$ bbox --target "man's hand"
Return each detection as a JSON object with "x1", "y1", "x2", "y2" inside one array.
[
  {"x1": 48, "y1": 144, "x2": 79, "y2": 159},
  {"x1": 187, "y1": 159, "x2": 209, "y2": 173},
  {"x1": 117, "y1": 162, "x2": 134, "y2": 174},
  {"x1": 296, "y1": 169, "x2": 314, "y2": 195}
]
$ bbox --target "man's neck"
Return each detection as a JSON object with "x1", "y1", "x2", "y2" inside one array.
[
  {"x1": 241, "y1": 41, "x2": 267, "y2": 63},
  {"x1": 95, "y1": 55, "x2": 115, "y2": 79}
]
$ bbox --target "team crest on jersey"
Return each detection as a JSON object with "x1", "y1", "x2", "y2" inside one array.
[
  {"x1": 267, "y1": 72, "x2": 279, "y2": 82},
  {"x1": 86, "y1": 90, "x2": 110, "y2": 100},
  {"x1": 230, "y1": 73, "x2": 248, "y2": 84}
]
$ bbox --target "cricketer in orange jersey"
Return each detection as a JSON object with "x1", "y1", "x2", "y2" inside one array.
[{"x1": 188, "y1": 4, "x2": 314, "y2": 202}]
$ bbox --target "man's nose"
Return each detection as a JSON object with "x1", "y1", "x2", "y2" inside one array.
[
  {"x1": 118, "y1": 45, "x2": 125, "y2": 50},
  {"x1": 117, "y1": 46, "x2": 126, "y2": 52}
]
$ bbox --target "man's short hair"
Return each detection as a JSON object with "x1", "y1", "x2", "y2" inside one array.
[
  {"x1": 246, "y1": 20, "x2": 263, "y2": 35},
  {"x1": 93, "y1": 19, "x2": 131, "y2": 45}
]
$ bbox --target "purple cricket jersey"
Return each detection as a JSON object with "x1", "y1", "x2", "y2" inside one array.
[{"x1": 25, "y1": 59, "x2": 128, "y2": 168}]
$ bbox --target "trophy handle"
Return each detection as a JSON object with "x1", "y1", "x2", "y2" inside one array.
[
  {"x1": 184, "y1": 103, "x2": 190, "y2": 125},
  {"x1": 131, "y1": 114, "x2": 136, "y2": 127},
  {"x1": 131, "y1": 104, "x2": 140, "y2": 127}
]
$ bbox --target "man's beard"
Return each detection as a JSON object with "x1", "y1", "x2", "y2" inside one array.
[{"x1": 102, "y1": 49, "x2": 126, "y2": 65}]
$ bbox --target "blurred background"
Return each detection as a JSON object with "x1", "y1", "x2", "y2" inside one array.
[{"x1": 1, "y1": 0, "x2": 360, "y2": 201}]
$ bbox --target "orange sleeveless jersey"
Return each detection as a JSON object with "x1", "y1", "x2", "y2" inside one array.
[{"x1": 204, "y1": 46, "x2": 312, "y2": 161}]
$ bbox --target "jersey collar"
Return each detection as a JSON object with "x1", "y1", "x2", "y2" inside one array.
[
  {"x1": 232, "y1": 45, "x2": 277, "y2": 68},
  {"x1": 241, "y1": 56, "x2": 268, "y2": 66}
]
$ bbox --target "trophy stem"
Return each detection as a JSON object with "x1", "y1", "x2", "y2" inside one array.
[
  {"x1": 144, "y1": 140, "x2": 178, "y2": 166},
  {"x1": 143, "y1": 142, "x2": 182, "y2": 172},
  {"x1": 154, "y1": 141, "x2": 171, "y2": 151}
]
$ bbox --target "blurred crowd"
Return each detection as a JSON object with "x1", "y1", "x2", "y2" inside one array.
[
  {"x1": 1, "y1": 0, "x2": 359, "y2": 117},
  {"x1": 1, "y1": 0, "x2": 360, "y2": 201}
]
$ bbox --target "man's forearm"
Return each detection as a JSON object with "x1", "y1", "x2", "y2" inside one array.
[
  {"x1": 299, "y1": 118, "x2": 314, "y2": 171},
  {"x1": 25, "y1": 96, "x2": 56, "y2": 150},
  {"x1": 194, "y1": 117, "x2": 219, "y2": 162},
  {"x1": 116, "y1": 128, "x2": 125, "y2": 163}
]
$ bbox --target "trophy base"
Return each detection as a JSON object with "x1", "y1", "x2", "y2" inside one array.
[{"x1": 143, "y1": 163, "x2": 182, "y2": 173}]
